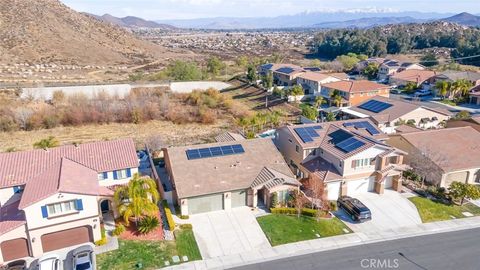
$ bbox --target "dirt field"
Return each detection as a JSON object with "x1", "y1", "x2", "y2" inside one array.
[{"x1": 0, "y1": 120, "x2": 231, "y2": 152}]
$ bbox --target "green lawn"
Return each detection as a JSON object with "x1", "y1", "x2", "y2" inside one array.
[
  {"x1": 409, "y1": 197, "x2": 480, "y2": 223},
  {"x1": 97, "y1": 229, "x2": 201, "y2": 270},
  {"x1": 256, "y1": 214, "x2": 351, "y2": 246},
  {"x1": 174, "y1": 229, "x2": 202, "y2": 261}
]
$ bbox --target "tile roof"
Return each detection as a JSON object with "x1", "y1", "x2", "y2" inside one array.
[
  {"x1": 18, "y1": 158, "x2": 100, "y2": 209},
  {"x1": 166, "y1": 139, "x2": 295, "y2": 198},
  {"x1": 0, "y1": 139, "x2": 138, "y2": 188},
  {"x1": 394, "y1": 124, "x2": 423, "y2": 134},
  {"x1": 214, "y1": 132, "x2": 245, "y2": 143},
  {"x1": 0, "y1": 200, "x2": 25, "y2": 235},
  {"x1": 296, "y1": 71, "x2": 335, "y2": 82},
  {"x1": 251, "y1": 167, "x2": 300, "y2": 189},
  {"x1": 301, "y1": 157, "x2": 342, "y2": 183},
  {"x1": 390, "y1": 70, "x2": 437, "y2": 84},
  {"x1": 322, "y1": 80, "x2": 390, "y2": 93},
  {"x1": 348, "y1": 96, "x2": 452, "y2": 124},
  {"x1": 400, "y1": 127, "x2": 480, "y2": 172},
  {"x1": 436, "y1": 71, "x2": 480, "y2": 82}
]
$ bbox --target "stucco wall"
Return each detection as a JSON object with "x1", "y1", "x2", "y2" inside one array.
[{"x1": 343, "y1": 146, "x2": 384, "y2": 176}]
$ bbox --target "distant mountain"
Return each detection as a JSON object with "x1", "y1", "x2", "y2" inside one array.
[
  {"x1": 89, "y1": 13, "x2": 176, "y2": 29},
  {"x1": 313, "y1": 16, "x2": 425, "y2": 29},
  {"x1": 440, "y1": 12, "x2": 480, "y2": 26},
  {"x1": 157, "y1": 10, "x2": 453, "y2": 29},
  {"x1": 0, "y1": 0, "x2": 170, "y2": 65}
]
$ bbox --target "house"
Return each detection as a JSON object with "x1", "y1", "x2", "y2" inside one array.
[
  {"x1": 258, "y1": 63, "x2": 302, "y2": 77},
  {"x1": 295, "y1": 72, "x2": 341, "y2": 96},
  {"x1": 388, "y1": 127, "x2": 480, "y2": 188},
  {"x1": 214, "y1": 132, "x2": 245, "y2": 143},
  {"x1": 446, "y1": 116, "x2": 480, "y2": 133},
  {"x1": 378, "y1": 60, "x2": 425, "y2": 81},
  {"x1": 341, "y1": 96, "x2": 452, "y2": 133},
  {"x1": 469, "y1": 86, "x2": 480, "y2": 105},
  {"x1": 163, "y1": 139, "x2": 300, "y2": 215},
  {"x1": 272, "y1": 66, "x2": 305, "y2": 87},
  {"x1": 320, "y1": 80, "x2": 391, "y2": 107},
  {"x1": 274, "y1": 119, "x2": 407, "y2": 200},
  {"x1": 0, "y1": 139, "x2": 139, "y2": 264},
  {"x1": 354, "y1": 57, "x2": 387, "y2": 73},
  {"x1": 434, "y1": 71, "x2": 480, "y2": 86},
  {"x1": 389, "y1": 70, "x2": 437, "y2": 88}
]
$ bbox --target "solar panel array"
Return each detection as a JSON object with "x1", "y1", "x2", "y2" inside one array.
[
  {"x1": 358, "y1": 100, "x2": 393, "y2": 113},
  {"x1": 343, "y1": 121, "x2": 380, "y2": 135},
  {"x1": 294, "y1": 126, "x2": 323, "y2": 143},
  {"x1": 335, "y1": 137, "x2": 366, "y2": 153},
  {"x1": 186, "y1": 144, "x2": 245, "y2": 160},
  {"x1": 328, "y1": 129, "x2": 353, "y2": 144},
  {"x1": 276, "y1": 67, "x2": 295, "y2": 74}
]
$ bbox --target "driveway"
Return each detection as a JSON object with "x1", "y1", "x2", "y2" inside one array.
[
  {"x1": 335, "y1": 190, "x2": 422, "y2": 234},
  {"x1": 189, "y1": 207, "x2": 271, "y2": 259}
]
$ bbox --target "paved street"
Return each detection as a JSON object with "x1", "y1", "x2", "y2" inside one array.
[
  {"x1": 336, "y1": 190, "x2": 422, "y2": 233},
  {"x1": 189, "y1": 207, "x2": 271, "y2": 259},
  {"x1": 230, "y1": 228, "x2": 480, "y2": 270}
]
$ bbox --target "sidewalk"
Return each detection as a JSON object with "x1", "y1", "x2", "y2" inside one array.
[{"x1": 164, "y1": 216, "x2": 480, "y2": 270}]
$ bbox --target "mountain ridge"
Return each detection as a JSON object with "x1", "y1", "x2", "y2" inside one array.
[
  {"x1": 87, "y1": 13, "x2": 176, "y2": 29},
  {"x1": 439, "y1": 12, "x2": 480, "y2": 26}
]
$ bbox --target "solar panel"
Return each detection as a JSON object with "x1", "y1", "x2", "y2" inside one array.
[
  {"x1": 277, "y1": 67, "x2": 294, "y2": 74},
  {"x1": 329, "y1": 129, "x2": 353, "y2": 144},
  {"x1": 294, "y1": 126, "x2": 322, "y2": 143},
  {"x1": 186, "y1": 144, "x2": 245, "y2": 160},
  {"x1": 336, "y1": 137, "x2": 366, "y2": 153},
  {"x1": 343, "y1": 121, "x2": 380, "y2": 136},
  {"x1": 358, "y1": 100, "x2": 393, "y2": 113}
]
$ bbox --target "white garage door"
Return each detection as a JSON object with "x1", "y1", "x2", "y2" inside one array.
[
  {"x1": 347, "y1": 177, "x2": 374, "y2": 195},
  {"x1": 231, "y1": 190, "x2": 247, "y2": 208},
  {"x1": 188, "y1": 193, "x2": 224, "y2": 215},
  {"x1": 384, "y1": 176, "x2": 393, "y2": 189},
  {"x1": 327, "y1": 182, "x2": 341, "y2": 200}
]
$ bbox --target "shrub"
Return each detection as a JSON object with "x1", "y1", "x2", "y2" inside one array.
[
  {"x1": 329, "y1": 201, "x2": 338, "y2": 212},
  {"x1": 270, "y1": 207, "x2": 319, "y2": 217},
  {"x1": 138, "y1": 216, "x2": 160, "y2": 234},
  {"x1": 270, "y1": 192, "x2": 278, "y2": 208},
  {"x1": 95, "y1": 227, "x2": 107, "y2": 246},
  {"x1": 180, "y1": 215, "x2": 189, "y2": 220},
  {"x1": 179, "y1": 224, "x2": 193, "y2": 230},
  {"x1": 112, "y1": 224, "x2": 125, "y2": 236},
  {"x1": 163, "y1": 200, "x2": 176, "y2": 230}
]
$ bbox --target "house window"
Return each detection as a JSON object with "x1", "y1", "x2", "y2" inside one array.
[
  {"x1": 98, "y1": 172, "x2": 108, "y2": 181},
  {"x1": 277, "y1": 190, "x2": 290, "y2": 203},
  {"x1": 351, "y1": 158, "x2": 371, "y2": 169},
  {"x1": 47, "y1": 200, "x2": 78, "y2": 216},
  {"x1": 295, "y1": 145, "x2": 300, "y2": 153},
  {"x1": 114, "y1": 169, "x2": 131, "y2": 180}
]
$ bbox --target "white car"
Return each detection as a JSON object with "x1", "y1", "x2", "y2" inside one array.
[
  {"x1": 38, "y1": 255, "x2": 61, "y2": 270},
  {"x1": 414, "y1": 89, "x2": 432, "y2": 97},
  {"x1": 72, "y1": 246, "x2": 94, "y2": 270}
]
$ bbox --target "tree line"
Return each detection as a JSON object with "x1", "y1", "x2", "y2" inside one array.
[{"x1": 312, "y1": 22, "x2": 480, "y2": 66}]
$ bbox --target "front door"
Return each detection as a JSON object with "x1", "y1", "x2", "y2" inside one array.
[{"x1": 101, "y1": 200, "x2": 110, "y2": 213}]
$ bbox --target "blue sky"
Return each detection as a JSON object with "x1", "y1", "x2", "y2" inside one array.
[{"x1": 62, "y1": 0, "x2": 478, "y2": 20}]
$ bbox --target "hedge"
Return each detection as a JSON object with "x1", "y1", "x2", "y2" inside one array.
[
  {"x1": 270, "y1": 207, "x2": 318, "y2": 217},
  {"x1": 163, "y1": 200, "x2": 176, "y2": 230}
]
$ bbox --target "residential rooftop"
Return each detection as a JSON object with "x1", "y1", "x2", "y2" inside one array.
[
  {"x1": 322, "y1": 80, "x2": 390, "y2": 93},
  {"x1": 390, "y1": 69, "x2": 437, "y2": 84}
]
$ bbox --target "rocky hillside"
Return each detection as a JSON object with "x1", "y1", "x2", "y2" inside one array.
[
  {"x1": 88, "y1": 13, "x2": 176, "y2": 29},
  {"x1": 0, "y1": 0, "x2": 171, "y2": 65},
  {"x1": 440, "y1": 12, "x2": 480, "y2": 27}
]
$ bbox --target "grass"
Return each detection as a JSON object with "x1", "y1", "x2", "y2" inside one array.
[
  {"x1": 409, "y1": 197, "x2": 480, "y2": 223},
  {"x1": 439, "y1": 99, "x2": 457, "y2": 106},
  {"x1": 174, "y1": 229, "x2": 202, "y2": 260},
  {"x1": 97, "y1": 229, "x2": 202, "y2": 270},
  {"x1": 256, "y1": 214, "x2": 351, "y2": 246}
]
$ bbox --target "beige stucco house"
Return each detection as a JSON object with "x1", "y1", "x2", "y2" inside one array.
[
  {"x1": 164, "y1": 139, "x2": 300, "y2": 215},
  {"x1": 388, "y1": 127, "x2": 480, "y2": 188},
  {"x1": 378, "y1": 60, "x2": 425, "y2": 81},
  {"x1": 342, "y1": 96, "x2": 452, "y2": 134},
  {"x1": 295, "y1": 72, "x2": 341, "y2": 96},
  {"x1": 274, "y1": 119, "x2": 407, "y2": 201},
  {"x1": 0, "y1": 139, "x2": 139, "y2": 264}
]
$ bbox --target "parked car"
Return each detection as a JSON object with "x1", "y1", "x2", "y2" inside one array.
[
  {"x1": 72, "y1": 245, "x2": 94, "y2": 270},
  {"x1": 390, "y1": 88, "x2": 404, "y2": 94},
  {"x1": 39, "y1": 254, "x2": 61, "y2": 270},
  {"x1": 0, "y1": 260, "x2": 26, "y2": 270},
  {"x1": 337, "y1": 196, "x2": 372, "y2": 222},
  {"x1": 414, "y1": 89, "x2": 432, "y2": 97}
]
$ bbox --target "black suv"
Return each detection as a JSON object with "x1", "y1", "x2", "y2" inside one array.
[{"x1": 337, "y1": 196, "x2": 372, "y2": 222}]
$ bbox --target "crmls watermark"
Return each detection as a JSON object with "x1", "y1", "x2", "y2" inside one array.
[{"x1": 360, "y1": 258, "x2": 400, "y2": 269}]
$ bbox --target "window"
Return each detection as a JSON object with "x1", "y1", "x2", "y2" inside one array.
[
  {"x1": 114, "y1": 169, "x2": 131, "y2": 180},
  {"x1": 98, "y1": 172, "x2": 108, "y2": 181},
  {"x1": 351, "y1": 158, "x2": 372, "y2": 169},
  {"x1": 295, "y1": 145, "x2": 300, "y2": 153},
  {"x1": 47, "y1": 200, "x2": 78, "y2": 216},
  {"x1": 288, "y1": 139, "x2": 292, "y2": 143},
  {"x1": 13, "y1": 186, "x2": 23, "y2": 194}
]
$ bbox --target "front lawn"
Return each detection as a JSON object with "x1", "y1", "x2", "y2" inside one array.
[
  {"x1": 97, "y1": 229, "x2": 201, "y2": 270},
  {"x1": 409, "y1": 197, "x2": 480, "y2": 223},
  {"x1": 257, "y1": 214, "x2": 351, "y2": 246}
]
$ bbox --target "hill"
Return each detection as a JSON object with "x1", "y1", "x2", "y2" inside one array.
[
  {"x1": 89, "y1": 13, "x2": 176, "y2": 29},
  {"x1": 312, "y1": 16, "x2": 424, "y2": 29},
  {"x1": 0, "y1": 0, "x2": 171, "y2": 65},
  {"x1": 440, "y1": 12, "x2": 480, "y2": 26}
]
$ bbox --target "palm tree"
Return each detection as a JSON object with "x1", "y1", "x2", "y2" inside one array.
[
  {"x1": 435, "y1": 81, "x2": 450, "y2": 100},
  {"x1": 114, "y1": 173, "x2": 160, "y2": 226},
  {"x1": 333, "y1": 95, "x2": 343, "y2": 107},
  {"x1": 314, "y1": 96, "x2": 325, "y2": 108}
]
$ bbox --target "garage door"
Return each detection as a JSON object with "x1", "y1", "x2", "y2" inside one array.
[
  {"x1": 231, "y1": 190, "x2": 247, "y2": 208},
  {"x1": 347, "y1": 177, "x2": 374, "y2": 195},
  {"x1": 41, "y1": 226, "x2": 92, "y2": 253},
  {"x1": 188, "y1": 193, "x2": 224, "y2": 215},
  {"x1": 1, "y1": 238, "x2": 29, "y2": 262},
  {"x1": 445, "y1": 171, "x2": 468, "y2": 187},
  {"x1": 384, "y1": 176, "x2": 393, "y2": 189},
  {"x1": 327, "y1": 182, "x2": 341, "y2": 200}
]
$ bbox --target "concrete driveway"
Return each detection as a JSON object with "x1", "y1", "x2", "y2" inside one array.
[
  {"x1": 189, "y1": 207, "x2": 271, "y2": 259},
  {"x1": 335, "y1": 190, "x2": 422, "y2": 234}
]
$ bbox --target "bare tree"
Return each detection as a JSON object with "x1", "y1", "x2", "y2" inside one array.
[
  {"x1": 291, "y1": 190, "x2": 308, "y2": 218},
  {"x1": 408, "y1": 143, "x2": 449, "y2": 187},
  {"x1": 14, "y1": 107, "x2": 33, "y2": 130}
]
